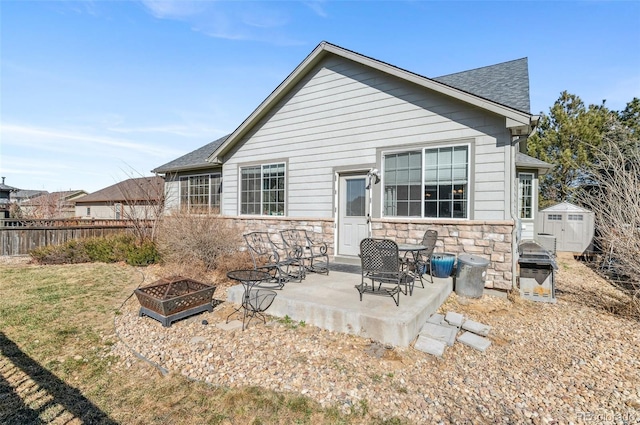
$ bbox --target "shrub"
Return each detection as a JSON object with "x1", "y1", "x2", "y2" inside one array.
[
  {"x1": 30, "y1": 233, "x2": 160, "y2": 266},
  {"x1": 30, "y1": 240, "x2": 90, "y2": 264},
  {"x1": 156, "y1": 212, "x2": 244, "y2": 271}
]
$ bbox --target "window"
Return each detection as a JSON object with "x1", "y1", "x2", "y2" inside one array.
[
  {"x1": 568, "y1": 214, "x2": 583, "y2": 221},
  {"x1": 383, "y1": 145, "x2": 469, "y2": 218},
  {"x1": 180, "y1": 174, "x2": 222, "y2": 213},
  {"x1": 115, "y1": 203, "x2": 122, "y2": 220},
  {"x1": 86, "y1": 207, "x2": 90, "y2": 216},
  {"x1": 518, "y1": 173, "x2": 534, "y2": 219},
  {"x1": 548, "y1": 214, "x2": 562, "y2": 221},
  {"x1": 240, "y1": 163, "x2": 285, "y2": 215}
]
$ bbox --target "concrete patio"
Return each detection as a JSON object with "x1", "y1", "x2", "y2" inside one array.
[{"x1": 227, "y1": 266, "x2": 453, "y2": 347}]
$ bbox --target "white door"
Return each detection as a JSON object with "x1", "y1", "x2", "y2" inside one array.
[
  {"x1": 564, "y1": 213, "x2": 586, "y2": 252},
  {"x1": 338, "y1": 175, "x2": 370, "y2": 256}
]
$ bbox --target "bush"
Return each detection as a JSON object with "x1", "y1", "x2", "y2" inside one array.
[
  {"x1": 156, "y1": 212, "x2": 244, "y2": 271},
  {"x1": 30, "y1": 240, "x2": 90, "y2": 264},
  {"x1": 30, "y1": 233, "x2": 160, "y2": 266}
]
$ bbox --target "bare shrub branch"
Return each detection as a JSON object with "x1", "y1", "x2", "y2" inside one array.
[
  {"x1": 576, "y1": 125, "x2": 640, "y2": 318},
  {"x1": 156, "y1": 211, "x2": 244, "y2": 272}
]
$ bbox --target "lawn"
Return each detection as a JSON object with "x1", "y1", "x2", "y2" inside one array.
[{"x1": 0, "y1": 260, "x2": 395, "y2": 425}]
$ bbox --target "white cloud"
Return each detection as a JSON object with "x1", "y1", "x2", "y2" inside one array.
[
  {"x1": 138, "y1": 0, "x2": 206, "y2": 19},
  {"x1": 138, "y1": 0, "x2": 307, "y2": 45},
  {"x1": 1, "y1": 123, "x2": 183, "y2": 158},
  {"x1": 303, "y1": 0, "x2": 328, "y2": 18}
]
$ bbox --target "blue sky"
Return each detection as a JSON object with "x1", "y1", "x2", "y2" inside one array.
[{"x1": 1, "y1": 0, "x2": 639, "y2": 193}]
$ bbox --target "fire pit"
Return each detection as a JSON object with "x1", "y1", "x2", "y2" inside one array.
[{"x1": 134, "y1": 277, "x2": 216, "y2": 327}]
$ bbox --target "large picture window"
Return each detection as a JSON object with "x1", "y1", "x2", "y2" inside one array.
[
  {"x1": 240, "y1": 163, "x2": 285, "y2": 215},
  {"x1": 383, "y1": 145, "x2": 469, "y2": 219},
  {"x1": 180, "y1": 174, "x2": 222, "y2": 213},
  {"x1": 518, "y1": 173, "x2": 534, "y2": 219}
]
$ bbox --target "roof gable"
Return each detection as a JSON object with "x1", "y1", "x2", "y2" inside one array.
[
  {"x1": 208, "y1": 41, "x2": 535, "y2": 164},
  {"x1": 542, "y1": 202, "x2": 591, "y2": 213}
]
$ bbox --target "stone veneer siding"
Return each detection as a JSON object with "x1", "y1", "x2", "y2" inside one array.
[
  {"x1": 371, "y1": 219, "x2": 515, "y2": 290},
  {"x1": 222, "y1": 216, "x2": 515, "y2": 290}
]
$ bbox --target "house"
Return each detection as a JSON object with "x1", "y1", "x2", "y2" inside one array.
[
  {"x1": 153, "y1": 41, "x2": 552, "y2": 290},
  {"x1": 0, "y1": 177, "x2": 19, "y2": 219},
  {"x1": 20, "y1": 190, "x2": 88, "y2": 219},
  {"x1": 10, "y1": 189, "x2": 48, "y2": 204},
  {"x1": 74, "y1": 176, "x2": 164, "y2": 220}
]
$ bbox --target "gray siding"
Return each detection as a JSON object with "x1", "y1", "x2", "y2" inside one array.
[{"x1": 222, "y1": 56, "x2": 513, "y2": 220}]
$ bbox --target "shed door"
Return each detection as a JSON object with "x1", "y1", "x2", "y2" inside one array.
[
  {"x1": 563, "y1": 213, "x2": 587, "y2": 252},
  {"x1": 337, "y1": 175, "x2": 369, "y2": 256}
]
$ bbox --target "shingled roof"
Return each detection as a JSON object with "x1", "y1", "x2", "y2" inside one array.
[
  {"x1": 433, "y1": 58, "x2": 530, "y2": 113},
  {"x1": 152, "y1": 135, "x2": 229, "y2": 174},
  {"x1": 76, "y1": 177, "x2": 163, "y2": 203}
]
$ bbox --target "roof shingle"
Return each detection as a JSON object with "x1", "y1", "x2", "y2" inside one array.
[{"x1": 152, "y1": 135, "x2": 229, "y2": 174}]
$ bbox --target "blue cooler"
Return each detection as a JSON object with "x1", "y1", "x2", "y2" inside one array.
[{"x1": 431, "y1": 253, "x2": 456, "y2": 278}]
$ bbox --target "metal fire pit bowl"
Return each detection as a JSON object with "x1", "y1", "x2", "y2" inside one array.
[{"x1": 134, "y1": 277, "x2": 216, "y2": 327}]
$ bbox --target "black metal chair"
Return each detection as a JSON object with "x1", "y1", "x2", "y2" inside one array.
[
  {"x1": 280, "y1": 229, "x2": 329, "y2": 276},
  {"x1": 414, "y1": 229, "x2": 438, "y2": 286},
  {"x1": 243, "y1": 232, "x2": 304, "y2": 288},
  {"x1": 356, "y1": 238, "x2": 414, "y2": 306}
]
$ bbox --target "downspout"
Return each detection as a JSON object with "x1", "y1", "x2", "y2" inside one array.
[
  {"x1": 510, "y1": 142, "x2": 519, "y2": 290},
  {"x1": 508, "y1": 115, "x2": 540, "y2": 289}
]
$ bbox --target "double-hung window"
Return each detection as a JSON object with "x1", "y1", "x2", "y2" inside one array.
[
  {"x1": 518, "y1": 173, "x2": 534, "y2": 219},
  {"x1": 240, "y1": 163, "x2": 286, "y2": 215},
  {"x1": 180, "y1": 174, "x2": 222, "y2": 213},
  {"x1": 383, "y1": 145, "x2": 469, "y2": 218}
]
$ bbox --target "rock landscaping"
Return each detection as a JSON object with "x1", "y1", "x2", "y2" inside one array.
[{"x1": 111, "y1": 253, "x2": 640, "y2": 424}]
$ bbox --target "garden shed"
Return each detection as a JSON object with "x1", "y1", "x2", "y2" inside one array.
[{"x1": 540, "y1": 202, "x2": 595, "y2": 254}]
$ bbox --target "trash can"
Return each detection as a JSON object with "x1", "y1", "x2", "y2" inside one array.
[
  {"x1": 430, "y1": 253, "x2": 456, "y2": 278},
  {"x1": 455, "y1": 254, "x2": 489, "y2": 298}
]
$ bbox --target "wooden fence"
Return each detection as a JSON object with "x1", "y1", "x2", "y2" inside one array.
[{"x1": 0, "y1": 219, "x2": 151, "y2": 256}]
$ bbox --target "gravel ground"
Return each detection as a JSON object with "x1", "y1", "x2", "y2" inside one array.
[{"x1": 111, "y1": 253, "x2": 640, "y2": 424}]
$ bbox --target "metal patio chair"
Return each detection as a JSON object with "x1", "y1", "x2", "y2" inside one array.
[
  {"x1": 414, "y1": 229, "x2": 438, "y2": 286},
  {"x1": 243, "y1": 232, "x2": 304, "y2": 288},
  {"x1": 280, "y1": 229, "x2": 330, "y2": 276},
  {"x1": 356, "y1": 238, "x2": 414, "y2": 306}
]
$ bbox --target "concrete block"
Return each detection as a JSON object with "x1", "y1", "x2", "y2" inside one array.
[
  {"x1": 419, "y1": 322, "x2": 457, "y2": 346},
  {"x1": 216, "y1": 320, "x2": 243, "y2": 331},
  {"x1": 457, "y1": 331, "x2": 491, "y2": 352},
  {"x1": 462, "y1": 319, "x2": 491, "y2": 336},
  {"x1": 426, "y1": 313, "x2": 445, "y2": 325},
  {"x1": 445, "y1": 311, "x2": 465, "y2": 327},
  {"x1": 414, "y1": 335, "x2": 447, "y2": 357}
]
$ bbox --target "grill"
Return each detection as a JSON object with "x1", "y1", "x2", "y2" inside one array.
[{"x1": 518, "y1": 241, "x2": 557, "y2": 303}]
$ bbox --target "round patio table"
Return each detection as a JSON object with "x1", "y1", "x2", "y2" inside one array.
[
  {"x1": 226, "y1": 270, "x2": 276, "y2": 330},
  {"x1": 398, "y1": 243, "x2": 428, "y2": 288}
]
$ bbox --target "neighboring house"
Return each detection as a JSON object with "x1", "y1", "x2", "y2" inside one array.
[
  {"x1": 0, "y1": 177, "x2": 19, "y2": 219},
  {"x1": 75, "y1": 176, "x2": 164, "y2": 220},
  {"x1": 153, "y1": 41, "x2": 552, "y2": 290},
  {"x1": 10, "y1": 189, "x2": 49, "y2": 204},
  {"x1": 20, "y1": 190, "x2": 88, "y2": 219}
]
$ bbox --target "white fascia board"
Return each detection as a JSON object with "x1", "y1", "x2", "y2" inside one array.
[
  {"x1": 209, "y1": 41, "x2": 533, "y2": 162},
  {"x1": 328, "y1": 44, "x2": 532, "y2": 124},
  {"x1": 208, "y1": 43, "x2": 328, "y2": 163}
]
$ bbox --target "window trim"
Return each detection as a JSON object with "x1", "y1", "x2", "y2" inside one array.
[
  {"x1": 381, "y1": 142, "x2": 471, "y2": 220},
  {"x1": 518, "y1": 172, "x2": 535, "y2": 220},
  {"x1": 179, "y1": 173, "x2": 222, "y2": 213},
  {"x1": 239, "y1": 162, "x2": 287, "y2": 216}
]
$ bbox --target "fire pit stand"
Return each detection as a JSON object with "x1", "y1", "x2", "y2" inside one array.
[{"x1": 134, "y1": 277, "x2": 216, "y2": 327}]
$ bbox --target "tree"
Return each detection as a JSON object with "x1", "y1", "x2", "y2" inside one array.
[
  {"x1": 618, "y1": 97, "x2": 640, "y2": 135},
  {"x1": 527, "y1": 91, "x2": 611, "y2": 207},
  {"x1": 574, "y1": 114, "x2": 640, "y2": 317}
]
